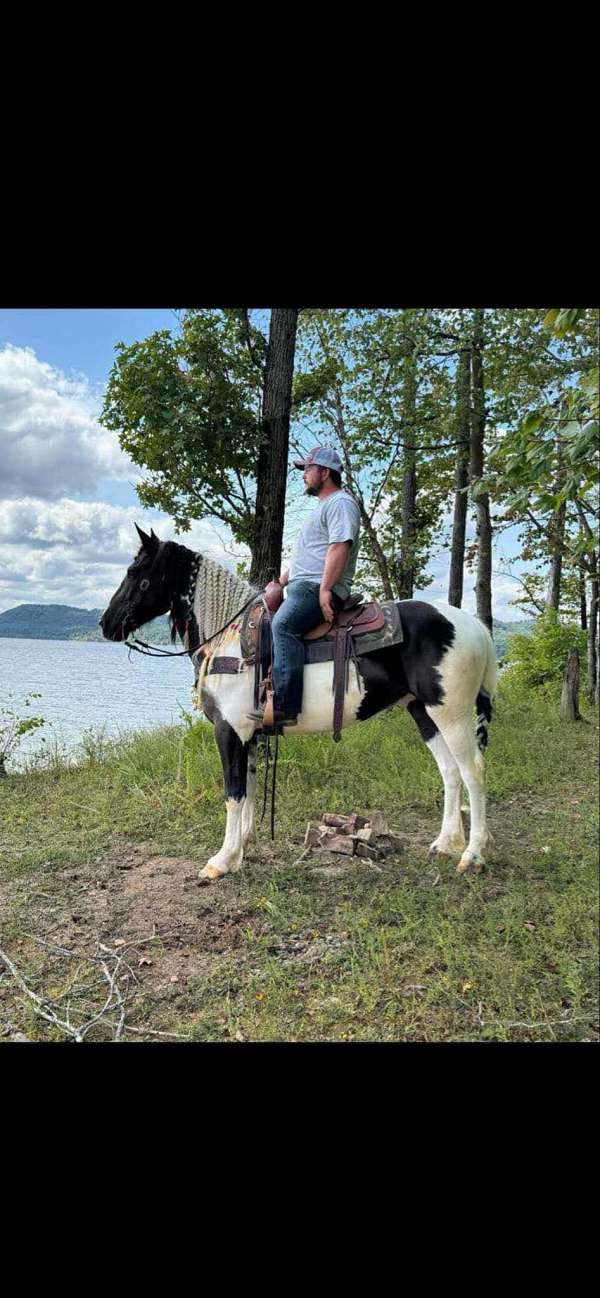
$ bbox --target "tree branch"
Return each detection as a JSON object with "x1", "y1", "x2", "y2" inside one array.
[
  {"x1": 494, "y1": 568, "x2": 545, "y2": 614},
  {"x1": 233, "y1": 309, "x2": 265, "y2": 373}
]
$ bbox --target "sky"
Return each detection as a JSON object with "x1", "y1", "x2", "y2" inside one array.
[{"x1": 0, "y1": 309, "x2": 529, "y2": 621}]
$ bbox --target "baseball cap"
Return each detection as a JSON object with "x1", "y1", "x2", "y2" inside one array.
[{"x1": 293, "y1": 446, "x2": 343, "y2": 472}]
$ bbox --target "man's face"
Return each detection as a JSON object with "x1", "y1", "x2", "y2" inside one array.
[{"x1": 303, "y1": 463, "x2": 327, "y2": 496}]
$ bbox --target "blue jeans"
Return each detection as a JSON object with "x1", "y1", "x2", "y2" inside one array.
[{"x1": 272, "y1": 581, "x2": 341, "y2": 718}]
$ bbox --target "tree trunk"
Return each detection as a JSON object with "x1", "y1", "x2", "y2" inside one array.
[
  {"x1": 398, "y1": 348, "x2": 418, "y2": 600},
  {"x1": 332, "y1": 385, "x2": 396, "y2": 600},
  {"x1": 560, "y1": 647, "x2": 583, "y2": 721},
  {"x1": 587, "y1": 551, "x2": 598, "y2": 703},
  {"x1": 250, "y1": 309, "x2": 299, "y2": 587},
  {"x1": 469, "y1": 311, "x2": 493, "y2": 634},
  {"x1": 545, "y1": 428, "x2": 566, "y2": 612},
  {"x1": 545, "y1": 499, "x2": 566, "y2": 611},
  {"x1": 448, "y1": 346, "x2": 471, "y2": 606},
  {"x1": 358, "y1": 508, "x2": 396, "y2": 599},
  {"x1": 579, "y1": 560, "x2": 588, "y2": 630}
]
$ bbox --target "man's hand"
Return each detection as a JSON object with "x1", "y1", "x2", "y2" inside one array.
[{"x1": 320, "y1": 587, "x2": 336, "y2": 623}]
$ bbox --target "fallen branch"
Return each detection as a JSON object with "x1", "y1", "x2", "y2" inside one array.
[
  {"x1": 1, "y1": 930, "x2": 185, "y2": 1043},
  {"x1": 0, "y1": 945, "x2": 86, "y2": 1042}
]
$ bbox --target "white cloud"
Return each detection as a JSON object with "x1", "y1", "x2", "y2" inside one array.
[
  {"x1": 0, "y1": 344, "x2": 137, "y2": 499},
  {"x1": 0, "y1": 497, "x2": 250, "y2": 613}
]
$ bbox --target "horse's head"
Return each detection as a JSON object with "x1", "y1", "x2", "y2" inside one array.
[{"x1": 99, "y1": 525, "x2": 181, "y2": 642}]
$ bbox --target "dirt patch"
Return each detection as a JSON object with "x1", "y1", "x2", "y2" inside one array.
[{"x1": 1, "y1": 841, "x2": 266, "y2": 1002}]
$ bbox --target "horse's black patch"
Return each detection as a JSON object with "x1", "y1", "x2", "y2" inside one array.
[
  {"x1": 475, "y1": 690, "x2": 492, "y2": 749},
  {"x1": 407, "y1": 699, "x2": 439, "y2": 743},
  {"x1": 213, "y1": 717, "x2": 249, "y2": 801},
  {"x1": 200, "y1": 694, "x2": 250, "y2": 801},
  {"x1": 355, "y1": 601, "x2": 455, "y2": 722}
]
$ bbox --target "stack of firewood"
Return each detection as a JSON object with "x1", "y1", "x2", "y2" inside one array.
[{"x1": 303, "y1": 812, "x2": 404, "y2": 860}]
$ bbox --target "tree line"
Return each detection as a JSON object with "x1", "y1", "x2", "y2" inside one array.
[{"x1": 100, "y1": 307, "x2": 599, "y2": 701}]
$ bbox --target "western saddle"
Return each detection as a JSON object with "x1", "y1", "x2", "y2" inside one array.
[{"x1": 243, "y1": 588, "x2": 385, "y2": 741}]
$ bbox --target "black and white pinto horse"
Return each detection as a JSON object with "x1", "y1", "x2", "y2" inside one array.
[{"x1": 100, "y1": 527, "x2": 497, "y2": 883}]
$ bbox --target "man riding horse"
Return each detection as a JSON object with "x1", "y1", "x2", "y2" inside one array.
[{"x1": 248, "y1": 446, "x2": 362, "y2": 731}]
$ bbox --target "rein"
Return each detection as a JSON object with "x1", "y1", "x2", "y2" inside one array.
[{"x1": 125, "y1": 591, "x2": 259, "y2": 660}]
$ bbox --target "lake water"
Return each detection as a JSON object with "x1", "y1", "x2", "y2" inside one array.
[{"x1": 0, "y1": 638, "x2": 196, "y2": 770}]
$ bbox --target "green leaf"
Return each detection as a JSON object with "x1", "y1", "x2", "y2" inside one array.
[
  {"x1": 553, "y1": 308, "x2": 584, "y2": 337},
  {"x1": 543, "y1": 310, "x2": 560, "y2": 331},
  {"x1": 569, "y1": 421, "x2": 599, "y2": 463},
  {"x1": 521, "y1": 411, "x2": 544, "y2": 435}
]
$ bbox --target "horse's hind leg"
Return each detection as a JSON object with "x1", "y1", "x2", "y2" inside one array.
[
  {"x1": 199, "y1": 720, "x2": 249, "y2": 881},
  {"x1": 408, "y1": 701, "x2": 466, "y2": 859},
  {"x1": 426, "y1": 709, "x2": 490, "y2": 875}
]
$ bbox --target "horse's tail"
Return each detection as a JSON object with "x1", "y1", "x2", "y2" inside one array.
[{"x1": 475, "y1": 626, "x2": 498, "y2": 752}]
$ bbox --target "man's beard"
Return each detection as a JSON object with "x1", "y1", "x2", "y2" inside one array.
[{"x1": 304, "y1": 483, "x2": 321, "y2": 497}]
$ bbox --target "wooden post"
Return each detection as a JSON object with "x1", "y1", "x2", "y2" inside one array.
[{"x1": 560, "y1": 647, "x2": 583, "y2": 721}]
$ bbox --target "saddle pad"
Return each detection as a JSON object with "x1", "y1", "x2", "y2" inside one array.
[{"x1": 304, "y1": 600, "x2": 403, "y2": 663}]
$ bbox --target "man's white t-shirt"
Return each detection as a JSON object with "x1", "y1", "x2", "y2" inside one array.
[{"x1": 288, "y1": 490, "x2": 361, "y2": 599}]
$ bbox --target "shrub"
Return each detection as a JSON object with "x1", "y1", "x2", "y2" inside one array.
[
  {"x1": 0, "y1": 692, "x2": 45, "y2": 775},
  {"x1": 504, "y1": 610, "x2": 587, "y2": 690}
]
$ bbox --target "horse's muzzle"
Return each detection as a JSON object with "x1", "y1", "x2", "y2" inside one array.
[{"x1": 99, "y1": 610, "x2": 131, "y2": 642}]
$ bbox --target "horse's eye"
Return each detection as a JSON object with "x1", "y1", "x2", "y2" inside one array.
[{"x1": 140, "y1": 579, "x2": 150, "y2": 591}]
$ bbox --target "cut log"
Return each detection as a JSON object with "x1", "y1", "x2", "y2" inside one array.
[
  {"x1": 353, "y1": 826, "x2": 374, "y2": 843},
  {"x1": 323, "y1": 834, "x2": 357, "y2": 856},
  {"x1": 355, "y1": 841, "x2": 378, "y2": 858},
  {"x1": 321, "y1": 813, "x2": 368, "y2": 831},
  {"x1": 364, "y1": 811, "x2": 389, "y2": 836}
]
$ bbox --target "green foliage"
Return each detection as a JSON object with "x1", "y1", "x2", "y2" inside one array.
[
  {"x1": 0, "y1": 693, "x2": 45, "y2": 771},
  {"x1": 100, "y1": 310, "x2": 265, "y2": 544},
  {"x1": 292, "y1": 309, "x2": 455, "y2": 598},
  {"x1": 504, "y1": 610, "x2": 587, "y2": 689},
  {"x1": 543, "y1": 308, "x2": 587, "y2": 338}
]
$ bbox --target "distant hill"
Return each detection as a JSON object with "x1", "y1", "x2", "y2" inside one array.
[
  {"x1": 492, "y1": 619, "x2": 534, "y2": 658},
  {"x1": 0, "y1": 603, "x2": 535, "y2": 655},
  {"x1": 0, "y1": 604, "x2": 172, "y2": 643}
]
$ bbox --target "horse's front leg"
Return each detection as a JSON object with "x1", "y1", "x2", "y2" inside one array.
[{"x1": 199, "y1": 720, "x2": 249, "y2": 881}]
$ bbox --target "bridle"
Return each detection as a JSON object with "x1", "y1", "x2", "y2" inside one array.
[{"x1": 125, "y1": 552, "x2": 259, "y2": 660}]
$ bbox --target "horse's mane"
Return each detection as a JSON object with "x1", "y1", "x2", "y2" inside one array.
[
  {"x1": 195, "y1": 555, "x2": 254, "y2": 645},
  {"x1": 191, "y1": 555, "x2": 257, "y2": 701}
]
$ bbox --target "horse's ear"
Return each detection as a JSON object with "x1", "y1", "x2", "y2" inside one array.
[{"x1": 135, "y1": 523, "x2": 159, "y2": 554}]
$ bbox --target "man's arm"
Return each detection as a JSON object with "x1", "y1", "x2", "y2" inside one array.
[
  {"x1": 320, "y1": 542, "x2": 351, "y2": 622},
  {"x1": 278, "y1": 569, "x2": 289, "y2": 586}
]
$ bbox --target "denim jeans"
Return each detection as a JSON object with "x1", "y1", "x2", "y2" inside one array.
[{"x1": 271, "y1": 581, "x2": 341, "y2": 718}]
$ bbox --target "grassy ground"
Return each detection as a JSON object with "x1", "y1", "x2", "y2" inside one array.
[{"x1": 1, "y1": 681, "x2": 598, "y2": 1042}]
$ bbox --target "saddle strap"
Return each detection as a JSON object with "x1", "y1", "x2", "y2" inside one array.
[{"x1": 332, "y1": 626, "x2": 351, "y2": 743}]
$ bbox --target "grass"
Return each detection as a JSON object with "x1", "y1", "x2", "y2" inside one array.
[{"x1": 1, "y1": 680, "x2": 598, "y2": 1043}]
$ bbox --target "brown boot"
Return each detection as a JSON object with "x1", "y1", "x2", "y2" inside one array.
[{"x1": 247, "y1": 696, "x2": 298, "y2": 730}]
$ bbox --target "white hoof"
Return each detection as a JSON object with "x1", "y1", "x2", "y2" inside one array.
[
  {"x1": 198, "y1": 861, "x2": 224, "y2": 882},
  {"x1": 456, "y1": 852, "x2": 486, "y2": 875},
  {"x1": 428, "y1": 835, "x2": 466, "y2": 861}
]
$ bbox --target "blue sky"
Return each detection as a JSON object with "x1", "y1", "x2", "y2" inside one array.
[
  {"x1": 0, "y1": 309, "x2": 529, "y2": 619},
  {"x1": 0, "y1": 310, "x2": 177, "y2": 390}
]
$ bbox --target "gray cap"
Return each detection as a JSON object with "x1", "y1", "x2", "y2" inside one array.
[{"x1": 293, "y1": 446, "x2": 343, "y2": 472}]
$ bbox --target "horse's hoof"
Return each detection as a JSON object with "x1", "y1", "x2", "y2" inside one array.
[
  {"x1": 456, "y1": 854, "x2": 485, "y2": 876},
  {"x1": 198, "y1": 864, "x2": 226, "y2": 882},
  {"x1": 428, "y1": 839, "x2": 465, "y2": 861},
  {"x1": 428, "y1": 845, "x2": 451, "y2": 863}
]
